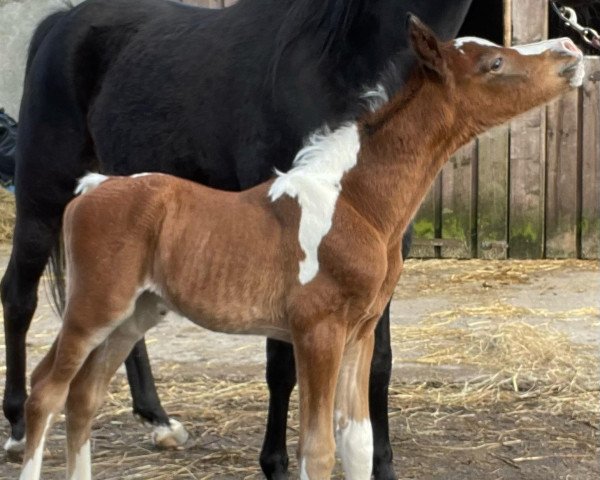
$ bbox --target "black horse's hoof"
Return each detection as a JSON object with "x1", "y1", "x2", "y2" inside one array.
[
  {"x1": 373, "y1": 462, "x2": 398, "y2": 480},
  {"x1": 260, "y1": 452, "x2": 289, "y2": 480}
]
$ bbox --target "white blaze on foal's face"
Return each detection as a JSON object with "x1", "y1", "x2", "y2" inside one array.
[{"x1": 452, "y1": 35, "x2": 585, "y2": 88}]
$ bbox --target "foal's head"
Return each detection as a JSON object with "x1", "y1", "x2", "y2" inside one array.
[{"x1": 406, "y1": 14, "x2": 584, "y2": 131}]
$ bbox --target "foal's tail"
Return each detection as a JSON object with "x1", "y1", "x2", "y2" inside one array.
[{"x1": 46, "y1": 174, "x2": 111, "y2": 315}]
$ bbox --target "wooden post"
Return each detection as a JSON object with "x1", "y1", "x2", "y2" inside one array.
[
  {"x1": 545, "y1": 90, "x2": 580, "y2": 258},
  {"x1": 503, "y1": 0, "x2": 512, "y2": 46},
  {"x1": 581, "y1": 57, "x2": 600, "y2": 259},
  {"x1": 441, "y1": 142, "x2": 477, "y2": 258},
  {"x1": 477, "y1": 127, "x2": 509, "y2": 259},
  {"x1": 508, "y1": 0, "x2": 548, "y2": 258},
  {"x1": 411, "y1": 185, "x2": 437, "y2": 258}
]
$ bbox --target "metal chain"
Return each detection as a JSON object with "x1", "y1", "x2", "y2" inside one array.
[{"x1": 551, "y1": 2, "x2": 600, "y2": 50}]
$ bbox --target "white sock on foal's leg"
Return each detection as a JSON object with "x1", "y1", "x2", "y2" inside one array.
[
  {"x1": 335, "y1": 411, "x2": 374, "y2": 480},
  {"x1": 19, "y1": 416, "x2": 52, "y2": 480},
  {"x1": 68, "y1": 440, "x2": 91, "y2": 480}
]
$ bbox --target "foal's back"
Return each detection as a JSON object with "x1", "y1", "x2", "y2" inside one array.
[{"x1": 66, "y1": 174, "x2": 294, "y2": 338}]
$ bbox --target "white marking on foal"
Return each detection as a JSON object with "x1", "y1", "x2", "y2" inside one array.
[
  {"x1": 299, "y1": 457, "x2": 309, "y2": 480},
  {"x1": 19, "y1": 416, "x2": 52, "y2": 480},
  {"x1": 512, "y1": 38, "x2": 579, "y2": 57},
  {"x1": 69, "y1": 440, "x2": 91, "y2": 480},
  {"x1": 362, "y1": 83, "x2": 389, "y2": 112},
  {"x1": 130, "y1": 172, "x2": 154, "y2": 178},
  {"x1": 335, "y1": 410, "x2": 373, "y2": 480},
  {"x1": 453, "y1": 36, "x2": 499, "y2": 52},
  {"x1": 269, "y1": 124, "x2": 360, "y2": 284},
  {"x1": 74, "y1": 173, "x2": 109, "y2": 195}
]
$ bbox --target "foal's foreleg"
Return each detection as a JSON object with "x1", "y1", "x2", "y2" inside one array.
[
  {"x1": 336, "y1": 333, "x2": 375, "y2": 480},
  {"x1": 293, "y1": 319, "x2": 346, "y2": 479}
]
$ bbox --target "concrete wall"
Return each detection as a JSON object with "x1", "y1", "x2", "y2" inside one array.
[{"x1": 0, "y1": 0, "x2": 84, "y2": 119}]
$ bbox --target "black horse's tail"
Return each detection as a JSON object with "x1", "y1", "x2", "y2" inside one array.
[
  {"x1": 46, "y1": 240, "x2": 66, "y2": 316},
  {"x1": 26, "y1": 9, "x2": 72, "y2": 315}
]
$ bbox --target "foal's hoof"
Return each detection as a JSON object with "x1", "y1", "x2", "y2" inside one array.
[
  {"x1": 4, "y1": 436, "x2": 26, "y2": 455},
  {"x1": 151, "y1": 419, "x2": 189, "y2": 449}
]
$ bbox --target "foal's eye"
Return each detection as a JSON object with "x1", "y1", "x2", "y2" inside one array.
[{"x1": 490, "y1": 57, "x2": 504, "y2": 72}]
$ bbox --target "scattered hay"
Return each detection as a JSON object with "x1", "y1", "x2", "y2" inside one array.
[
  {"x1": 396, "y1": 259, "x2": 599, "y2": 296},
  {"x1": 0, "y1": 259, "x2": 597, "y2": 478},
  {"x1": 0, "y1": 188, "x2": 15, "y2": 243},
  {"x1": 391, "y1": 309, "x2": 599, "y2": 423}
]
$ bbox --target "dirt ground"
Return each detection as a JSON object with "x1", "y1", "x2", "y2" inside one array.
[{"x1": 0, "y1": 244, "x2": 598, "y2": 479}]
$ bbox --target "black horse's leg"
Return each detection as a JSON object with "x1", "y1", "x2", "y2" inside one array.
[
  {"x1": 260, "y1": 338, "x2": 296, "y2": 480},
  {"x1": 125, "y1": 339, "x2": 189, "y2": 448},
  {"x1": 1, "y1": 212, "x2": 61, "y2": 452},
  {"x1": 371, "y1": 225, "x2": 413, "y2": 480},
  {"x1": 370, "y1": 304, "x2": 396, "y2": 480}
]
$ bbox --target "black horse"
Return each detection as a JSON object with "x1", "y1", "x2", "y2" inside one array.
[{"x1": 0, "y1": 0, "x2": 594, "y2": 479}]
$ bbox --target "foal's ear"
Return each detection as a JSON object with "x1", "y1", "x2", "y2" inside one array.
[{"x1": 407, "y1": 14, "x2": 448, "y2": 80}]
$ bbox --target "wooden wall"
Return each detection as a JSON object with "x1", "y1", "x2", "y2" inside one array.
[
  {"x1": 412, "y1": 0, "x2": 599, "y2": 259},
  {"x1": 181, "y1": 0, "x2": 600, "y2": 259}
]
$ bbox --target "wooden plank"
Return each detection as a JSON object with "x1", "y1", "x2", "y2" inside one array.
[
  {"x1": 503, "y1": 0, "x2": 512, "y2": 46},
  {"x1": 581, "y1": 57, "x2": 600, "y2": 259},
  {"x1": 411, "y1": 183, "x2": 437, "y2": 258},
  {"x1": 477, "y1": 126, "x2": 509, "y2": 259},
  {"x1": 545, "y1": 89, "x2": 580, "y2": 258},
  {"x1": 508, "y1": 0, "x2": 548, "y2": 258},
  {"x1": 440, "y1": 141, "x2": 476, "y2": 259}
]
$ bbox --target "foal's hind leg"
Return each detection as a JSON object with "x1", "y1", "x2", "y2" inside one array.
[
  {"x1": 21, "y1": 319, "x2": 117, "y2": 480},
  {"x1": 64, "y1": 294, "x2": 167, "y2": 479}
]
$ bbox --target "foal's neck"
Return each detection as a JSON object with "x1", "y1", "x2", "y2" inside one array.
[{"x1": 341, "y1": 73, "x2": 469, "y2": 244}]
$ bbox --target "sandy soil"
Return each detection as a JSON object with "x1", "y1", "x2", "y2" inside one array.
[{"x1": 0, "y1": 245, "x2": 598, "y2": 479}]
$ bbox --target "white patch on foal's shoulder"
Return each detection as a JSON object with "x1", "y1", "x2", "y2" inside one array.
[
  {"x1": 74, "y1": 172, "x2": 109, "y2": 195},
  {"x1": 335, "y1": 411, "x2": 373, "y2": 480},
  {"x1": 69, "y1": 440, "x2": 91, "y2": 480},
  {"x1": 268, "y1": 123, "x2": 360, "y2": 284}
]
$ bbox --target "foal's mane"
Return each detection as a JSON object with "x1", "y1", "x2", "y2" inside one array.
[{"x1": 361, "y1": 69, "x2": 427, "y2": 136}]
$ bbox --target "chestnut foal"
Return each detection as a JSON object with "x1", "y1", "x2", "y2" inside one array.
[{"x1": 20, "y1": 16, "x2": 583, "y2": 480}]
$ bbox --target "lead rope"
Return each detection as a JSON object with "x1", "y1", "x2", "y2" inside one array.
[{"x1": 551, "y1": 2, "x2": 600, "y2": 51}]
